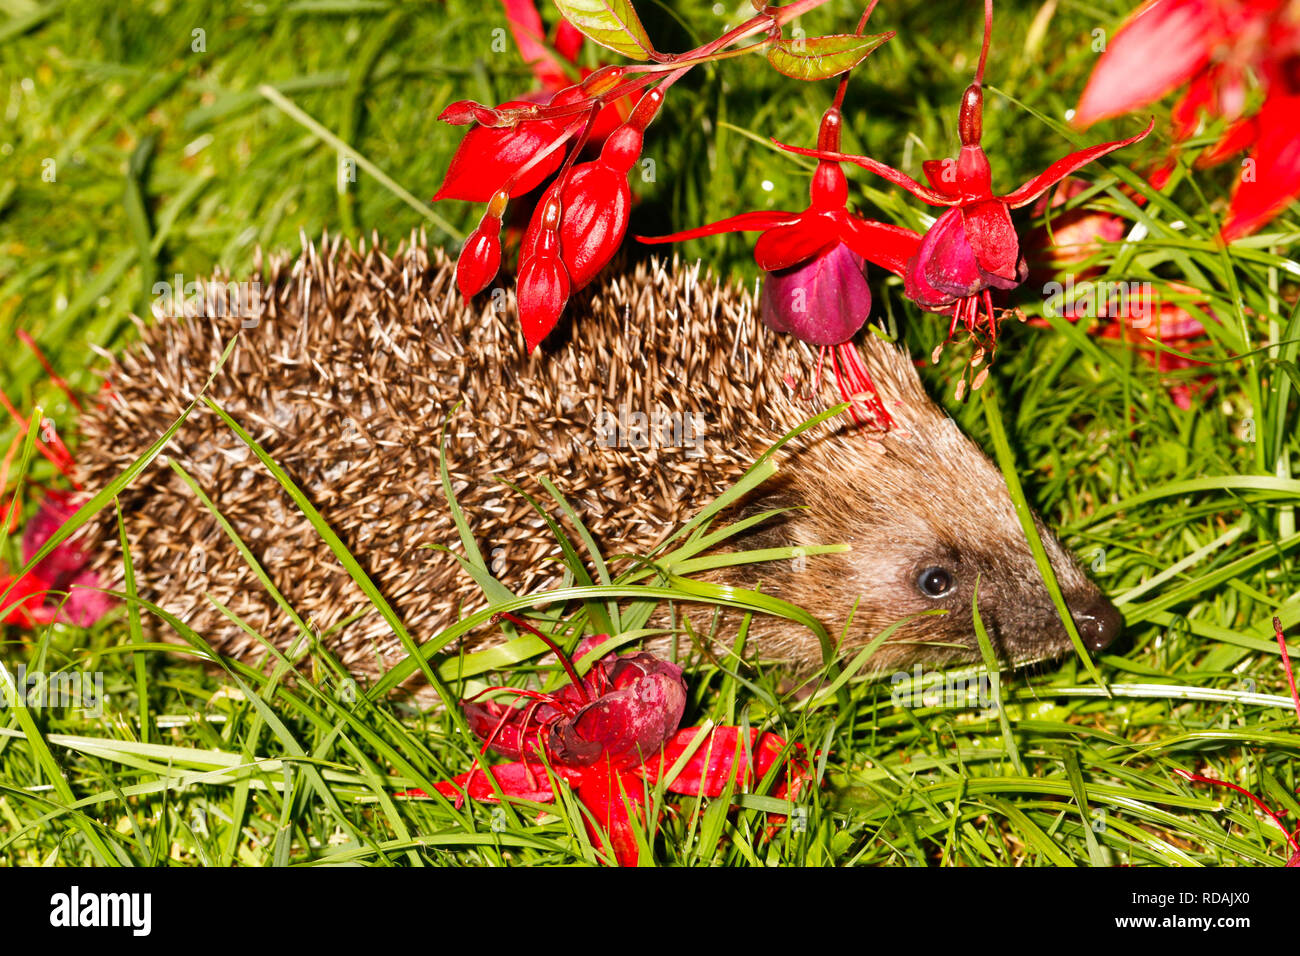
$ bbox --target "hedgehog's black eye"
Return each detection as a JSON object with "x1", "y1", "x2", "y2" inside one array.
[{"x1": 917, "y1": 566, "x2": 955, "y2": 598}]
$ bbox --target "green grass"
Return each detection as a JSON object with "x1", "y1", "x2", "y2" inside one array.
[{"x1": 1, "y1": 0, "x2": 1299, "y2": 865}]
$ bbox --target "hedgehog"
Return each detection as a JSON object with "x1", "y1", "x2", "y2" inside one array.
[{"x1": 73, "y1": 232, "x2": 1121, "y2": 689}]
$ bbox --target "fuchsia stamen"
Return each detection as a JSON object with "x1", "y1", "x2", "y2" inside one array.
[
  {"x1": 494, "y1": 611, "x2": 591, "y2": 704},
  {"x1": 829, "y1": 343, "x2": 892, "y2": 429}
]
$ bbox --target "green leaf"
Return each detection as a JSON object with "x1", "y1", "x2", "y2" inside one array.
[
  {"x1": 766, "y1": 32, "x2": 892, "y2": 82},
  {"x1": 552, "y1": 0, "x2": 655, "y2": 61}
]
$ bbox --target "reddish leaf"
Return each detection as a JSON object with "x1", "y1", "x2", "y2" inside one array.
[
  {"x1": 766, "y1": 32, "x2": 893, "y2": 82},
  {"x1": 553, "y1": 0, "x2": 655, "y2": 61}
]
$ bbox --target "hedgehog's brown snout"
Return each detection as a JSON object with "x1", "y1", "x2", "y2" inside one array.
[{"x1": 1072, "y1": 593, "x2": 1123, "y2": 652}]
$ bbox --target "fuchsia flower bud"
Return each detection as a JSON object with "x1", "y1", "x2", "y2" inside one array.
[
  {"x1": 455, "y1": 190, "x2": 508, "y2": 301},
  {"x1": 561, "y1": 165, "x2": 631, "y2": 290},
  {"x1": 513, "y1": 89, "x2": 665, "y2": 350},
  {"x1": 437, "y1": 100, "x2": 502, "y2": 127},
  {"x1": 518, "y1": 193, "x2": 571, "y2": 351}
]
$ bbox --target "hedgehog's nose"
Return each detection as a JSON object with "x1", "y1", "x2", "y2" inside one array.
[{"x1": 1074, "y1": 595, "x2": 1124, "y2": 652}]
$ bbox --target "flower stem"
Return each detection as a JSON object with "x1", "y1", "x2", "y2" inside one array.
[{"x1": 975, "y1": 0, "x2": 993, "y2": 84}]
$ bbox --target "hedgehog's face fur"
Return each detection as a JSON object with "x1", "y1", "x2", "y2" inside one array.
[{"x1": 720, "y1": 340, "x2": 1123, "y2": 675}]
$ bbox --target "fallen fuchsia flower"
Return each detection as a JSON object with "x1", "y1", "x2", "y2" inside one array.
[
  {"x1": 1025, "y1": 178, "x2": 1129, "y2": 279},
  {"x1": 640, "y1": 83, "x2": 918, "y2": 426},
  {"x1": 1031, "y1": 278, "x2": 1217, "y2": 409},
  {"x1": 1075, "y1": 0, "x2": 1300, "y2": 239},
  {"x1": 1093, "y1": 294, "x2": 1216, "y2": 410},
  {"x1": 780, "y1": 0, "x2": 1152, "y2": 390},
  {"x1": 1, "y1": 489, "x2": 111, "y2": 629},
  {"x1": 1, "y1": 345, "x2": 112, "y2": 630},
  {"x1": 1175, "y1": 617, "x2": 1300, "y2": 866},
  {"x1": 406, "y1": 614, "x2": 808, "y2": 866}
]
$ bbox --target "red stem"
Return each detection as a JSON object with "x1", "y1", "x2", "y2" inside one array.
[
  {"x1": 975, "y1": 0, "x2": 993, "y2": 84},
  {"x1": 832, "y1": 0, "x2": 880, "y2": 110},
  {"x1": 1275, "y1": 617, "x2": 1300, "y2": 723},
  {"x1": 18, "y1": 331, "x2": 84, "y2": 413}
]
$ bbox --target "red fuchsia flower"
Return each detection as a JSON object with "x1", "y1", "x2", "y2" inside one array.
[
  {"x1": 1025, "y1": 178, "x2": 1130, "y2": 280},
  {"x1": 1092, "y1": 289, "x2": 1216, "y2": 410},
  {"x1": 506, "y1": 89, "x2": 664, "y2": 349},
  {"x1": 1023, "y1": 180, "x2": 1222, "y2": 409},
  {"x1": 1175, "y1": 617, "x2": 1300, "y2": 866},
  {"x1": 435, "y1": 0, "x2": 880, "y2": 349},
  {"x1": 780, "y1": 0, "x2": 1152, "y2": 393},
  {"x1": 639, "y1": 51, "x2": 919, "y2": 427},
  {"x1": 1074, "y1": 0, "x2": 1300, "y2": 240},
  {"x1": 404, "y1": 614, "x2": 808, "y2": 866},
  {"x1": 1023, "y1": 183, "x2": 1220, "y2": 408},
  {"x1": 0, "y1": 489, "x2": 112, "y2": 628},
  {"x1": 0, "y1": 339, "x2": 113, "y2": 630}
]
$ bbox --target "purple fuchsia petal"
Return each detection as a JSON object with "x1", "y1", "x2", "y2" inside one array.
[
  {"x1": 22, "y1": 489, "x2": 87, "y2": 581},
  {"x1": 910, "y1": 207, "x2": 984, "y2": 303},
  {"x1": 759, "y1": 243, "x2": 873, "y2": 347},
  {"x1": 463, "y1": 699, "x2": 543, "y2": 759},
  {"x1": 60, "y1": 569, "x2": 115, "y2": 628},
  {"x1": 1073, "y1": 0, "x2": 1218, "y2": 129},
  {"x1": 549, "y1": 655, "x2": 686, "y2": 769},
  {"x1": 961, "y1": 200, "x2": 1026, "y2": 288}
]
